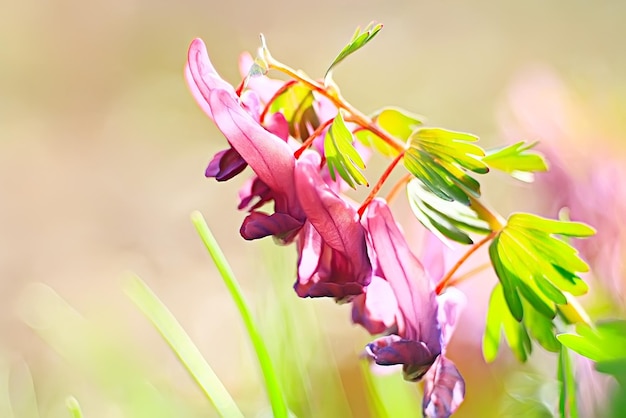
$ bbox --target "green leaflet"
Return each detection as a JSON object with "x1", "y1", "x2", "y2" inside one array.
[
  {"x1": 483, "y1": 141, "x2": 548, "y2": 182},
  {"x1": 325, "y1": 22, "x2": 383, "y2": 81},
  {"x1": 404, "y1": 127, "x2": 487, "y2": 206},
  {"x1": 482, "y1": 283, "x2": 559, "y2": 364},
  {"x1": 325, "y1": 112, "x2": 368, "y2": 189},
  {"x1": 557, "y1": 320, "x2": 626, "y2": 363},
  {"x1": 374, "y1": 107, "x2": 425, "y2": 141},
  {"x1": 407, "y1": 178, "x2": 491, "y2": 245},
  {"x1": 356, "y1": 107, "x2": 424, "y2": 158}
]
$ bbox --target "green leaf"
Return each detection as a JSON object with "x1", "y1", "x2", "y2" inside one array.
[
  {"x1": 557, "y1": 320, "x2": 626, "y2": 363},
  {"x1": 490, "y1": 213, "x2": 593, "y2": 323},
  {"x1": 486, "y1": 214, "x2": 594, "y2": 361},
  {"x1": 508, "y1": 213, "x2": 596, "y2": 238},
  {"x1": 374, "y1": 107, "x2": 425, "y2": 141},
  {"x1": 558, "y1": 346, "x2": 579, "y2": 418},
  {"x1": 407, "y1": 178, "x2": 491, "y2": 245},
  {"x1": 482, "y1": 282, "x2": 532, "y2": 363},
  {"x1": 325, "y1": 112, "x2": 368, "y2": 189},
  {"x1": 355, "y1": 129, "x2": 398, "y2": 158},
  {"x1": 191, "y1": 212, "x2": 290, "y2": 418},
  {"x1": 404, "y1": 127, "x2": 487, "y2": 206},
  {"x1": 269, "y1": 81, "x2": 320, "y2": 140},
  {"x1": 483, "y1": 284, "x2": 506, "y2": 362},
  {"x1": 124, "y1": 275, "x2": 245, "y2": 418},
  {"x1": 489, "y1": 237, "x2": 524, "y2": 321},
  {"x1": 325, "y1": 22, "x2": 383, "y2": 80},
  {"x1": 483, "y1": 141, "x2": 548, "y2": 182}
]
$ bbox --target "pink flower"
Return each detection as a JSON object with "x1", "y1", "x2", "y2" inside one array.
[
  {"x1": 359, "y1": 199, "x2": 465, "y2": 417},
  {"x1": 294, "y1": 157, "x2": 372, "y2": 299},
  {"x1": 186, "y1": 38, "x2": 373, "y2": 298}
]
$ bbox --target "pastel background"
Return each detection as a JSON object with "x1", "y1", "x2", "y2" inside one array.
[{"x1": 2, "y1": 1, "x2": 625, "y2": 416}]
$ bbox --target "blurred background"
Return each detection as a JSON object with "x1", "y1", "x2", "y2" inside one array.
[{"x1": 2, "y1": 0, "x2": 626, "y2": 416}]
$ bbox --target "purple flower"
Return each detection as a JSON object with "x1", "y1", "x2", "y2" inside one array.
[
  {"x1": 187, "y1": 38, "x2": 373, "y2": 298},
  {"x1": 187, "y1": 39, "x2": 305, "y2": 241},
  {"x1": 294, "y1": 156, "x2": 372, "y2": 299},
  {"x1": 360, "y1": 198, "x2": 465, "y2": 417}
]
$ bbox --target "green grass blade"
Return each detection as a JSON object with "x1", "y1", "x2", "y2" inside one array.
[
  {"x1": 191, "y1": 211, "x2": 290, "y2": 418},
  {"x1": 66, "y1": 396, "x2": 83, "y2": 418},
  {"x1": 124, "y1": 275, "x2": 244, "y2": 418}
]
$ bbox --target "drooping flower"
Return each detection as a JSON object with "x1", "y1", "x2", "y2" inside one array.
[
  {"x1": 360, "y1": 198, "x2": 465, "y2": 417},
  {"x1": 187, "y1": 40, "x2": 305, "y2": 241},
  {"x1": 293, "y1": 155, "x2": 372, "y2": 299},
  {"x1": 187, "y1": 38, "x2": 373, "y2": 298}
]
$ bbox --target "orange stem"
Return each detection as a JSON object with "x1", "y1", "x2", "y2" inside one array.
[
  {"x1": 435, "y1": 232, "x2": 497, "y2": 294},
  {"x1": 358, "y1": 151, "x2": 405, "y2": 217},
  {"x1": 259, "y1": 79, "x2": 298, "y2": 123},
  {"x1": 266, "y1": 59, "x2": 405, "y2": 154},
  {"x1": 445, "y1": 263, "x2": 492, "y2": 288},
  {"x1": 294, "y1": 117, "x2": 335, "y2": 159},
  {"x1": 385, "y1": 173, "x2": 412, "y2": 204}
]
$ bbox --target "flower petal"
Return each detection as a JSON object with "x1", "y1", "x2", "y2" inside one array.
[
  {"x1": 366, "y1": 335, "x2": 435, "y2": 381},
  {"x1": 240, "y1": 211, "x2": 302, "y2": 242},
  {"x1": 422, "y1": 356, "x2": 465, "y2": 418},
  {"x1": 352, "y1": 276, "x2": 398, "y2": 335},
  {"x1": 208, "y1": 89, "x2": 296, "y2": 197},
  {"x1": 186, "y1": 39, "x2": 236, "y2": 119},
  {"x1": 365, "y1": 199, "x2": 440, "y2": 352},
  {"x1": 205, "y1": 148, "x2": 247, "y2": 181}
]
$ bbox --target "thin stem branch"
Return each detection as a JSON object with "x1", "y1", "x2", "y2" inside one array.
[
  {"x1": 436, "y1": 232, "x2": 497, "y2": 294},
  {"x1": 385, "y1": 173, "x2": 412, "y2": 204},
  {"x1": 294, "y1": 117, "x2": 335, "y2": 159},
  {"x1": 445, "y1": 262, "x2": 491, "y2": 288},
  {"x1": 358, "y1": 151, "x2": 405, "y2": 217},
  {"x1": 266, "y1": 58, "x2": 405, "y2": 154},
  {"x1": 259, "y1": 79, "x2": 298, "y2": 123}
]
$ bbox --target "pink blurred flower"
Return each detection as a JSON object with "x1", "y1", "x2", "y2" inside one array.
[{"x1": 501, "y1": 66, "x2": 626, "y2": 304}]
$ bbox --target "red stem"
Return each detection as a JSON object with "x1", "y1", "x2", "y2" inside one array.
[
  {"x1": 358, "y1": 151, "x2": 405, "y2": 218},
  {"x1": 445, "y1": 263, "x2": 491, "y2": 288},
  {"x1": 435, "y1": 232, "x2": 497, "y2": 294},
  {"x1": 259, "y1": 79, "x2": 299, "y2": 123},
  {"x1": 294, "y1": 117, "x2": 335, "y2": 159}
]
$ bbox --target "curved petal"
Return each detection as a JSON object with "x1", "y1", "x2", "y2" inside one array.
[
  {"x1": 352, "y1": 276, "x2": 398, "y2": 335},
  {"x1": 208, "y1": 89, "x2": 296, "y2": 197},
  {"x1": 295, "y1": 221, "x2": 369, "y2": 299},
  {"x1": 422, "y1": 356, "x2": 465, "y2": 418},
  {"x1": 240, "y1": 211, "x2": 302, "y2": 242},
  {"x1": 186, "y1": 39, "x2": 236, "y2": 119},
  {"x1": 365, "y1": 199, "x2": 440, "y2": 352},
  {"x1": 366, "y1": 335, "x2": 435, "y2": 381},
  {"x1": 436, "y1": 287, "x2": 466, "y2": 350},
  {"x1": 238, "y1": 176, "x2": 273, "y2": 211},
  {"x1": 205, "y1": 148, "x2": 247, "y2": 181}
]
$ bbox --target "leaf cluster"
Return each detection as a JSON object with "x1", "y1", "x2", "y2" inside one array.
[
  {"x1": 484, "y1": 213, "x2": 595, "y2": 362},
  {"x1": 404, "y1": 128, "x2": 488, "y2": 206}
]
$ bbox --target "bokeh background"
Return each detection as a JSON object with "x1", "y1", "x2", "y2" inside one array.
[{"x1": 2, "y1": 1, "x2": 626, "y2": 416}]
